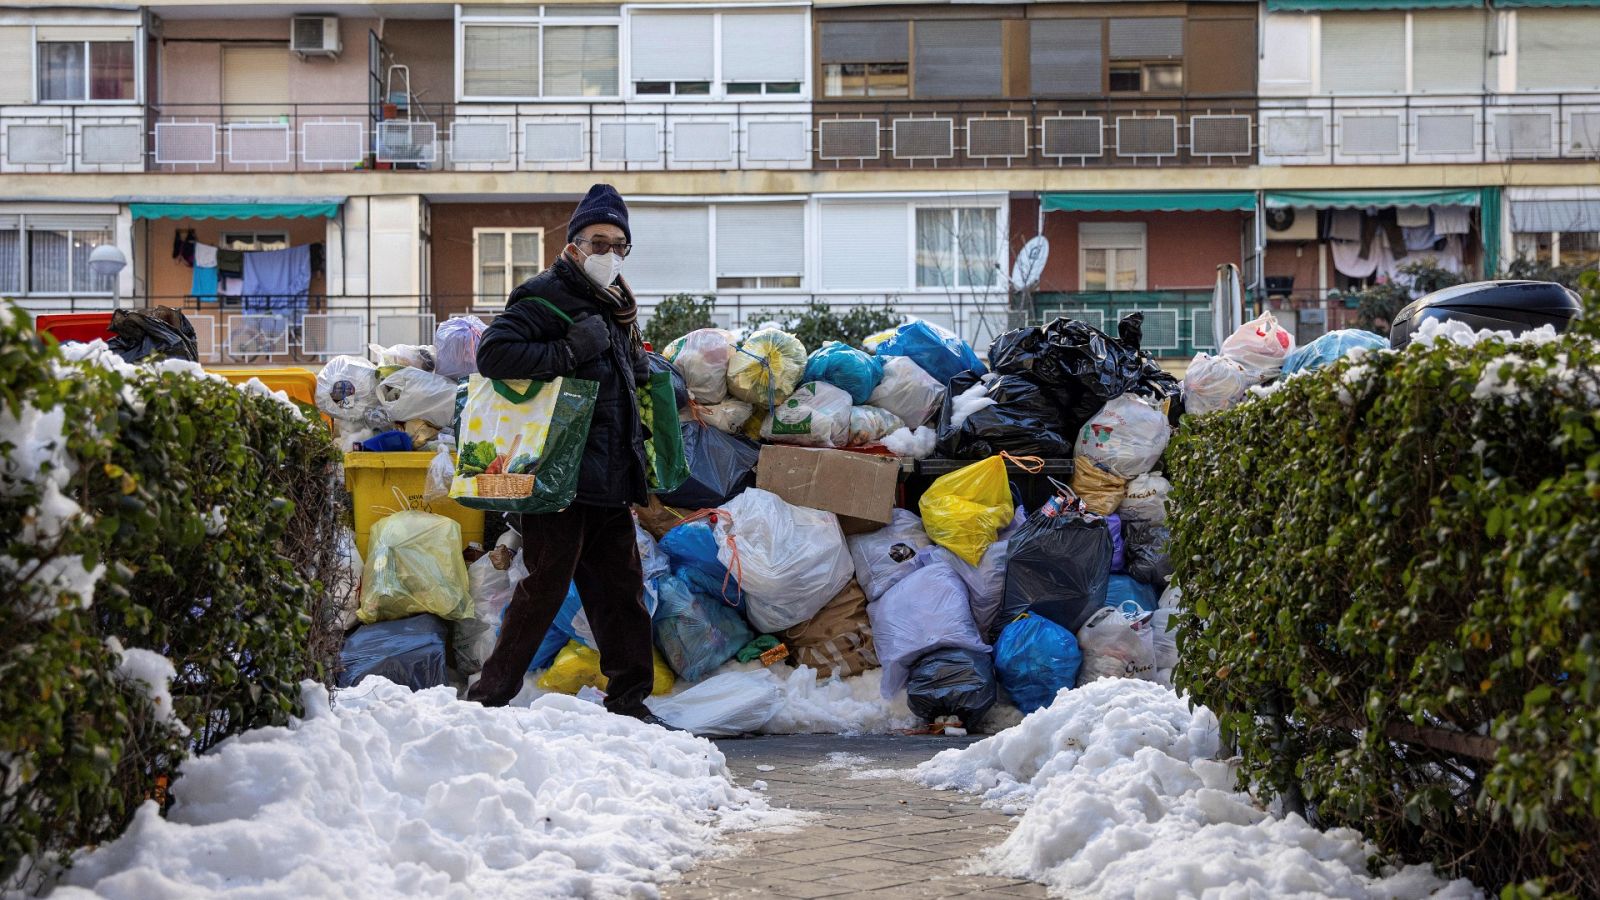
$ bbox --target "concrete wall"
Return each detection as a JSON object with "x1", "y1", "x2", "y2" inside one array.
[
  {"x1": 428, "y1": 201, "x2": 572, "y2": 317},
  {"x1": 158, "y1": 18, "x2": 376, "y2": 108},
  {"x1": 1011, "y1": 198, "x2": 1245, "y2": 292}
]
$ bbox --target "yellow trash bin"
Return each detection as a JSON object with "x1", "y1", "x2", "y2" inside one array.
[
  {"x1": 214, "y1": 367, "x2": 319, "y2": 406},
  {"x1": 344, "y1": 451, "x2": 485, "y2": 557}
]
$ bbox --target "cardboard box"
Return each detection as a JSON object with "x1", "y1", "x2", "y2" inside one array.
[{"x1": 756, "y1": 445, "x2": 900, "y2": 534}]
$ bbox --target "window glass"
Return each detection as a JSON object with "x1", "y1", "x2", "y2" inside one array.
[
  {"x1": 823, "y1": 62, "x2": 908, "y2": 98},
  {"x1": 511, "y1": 231, "x2": 542, "y2": 283},
  {"x1": 1562, "y1": 231, "x2": 1600, "y2": 269},
  {"x1": 478, "y1": 231, "x2": 506, "y2": 302},
  {"x1": 463, "y1": 25, "x2": 540, "y2": 97},
  {"x1": 89, "y1": 41, "x2": 135, "y2": 100},
  {"x1": 1145, "y1": 64, "x2": 1183, "y2": 92},
  {"x1": 38, "y1": 42, "x2": 86, "y2": 101},
  {"x1": 1109, "y1": 66, "x2": 1141, "y2": 92},
  {"x1": 543, "y1": 24, "x2": 617, "y2": 96},
  {"x1": 916, "y1": 208, "x2": 997, "y2": 288},
  {"x1": 958, "y1": 208, "x2": 998, "y2": 287},
  {"x1": 0, "y1": 229, "x2": 20, "y2": 293},
  {"x1": 1514, "y1": 232, "x2": 1553, "y2": 265},
  {"x1": 71, "y1": 229, "x2": 113, "y2": 292}
]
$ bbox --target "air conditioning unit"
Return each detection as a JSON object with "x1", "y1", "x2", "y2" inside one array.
[
  {"x1": 1265, "y1": 206, "x2": 1317, "y2": 241},
  {"x1": 291, "y1": 16, "x2": 341, "y2": 57}
]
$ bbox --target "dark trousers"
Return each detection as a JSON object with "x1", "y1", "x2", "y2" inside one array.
[{"x1": 466, "y1": 503, "x2": 655, "y2": 716}]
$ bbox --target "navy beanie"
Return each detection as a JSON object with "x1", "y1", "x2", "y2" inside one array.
[{"x1": 566, "y1": 183, "x2": 631, "y2": 245}]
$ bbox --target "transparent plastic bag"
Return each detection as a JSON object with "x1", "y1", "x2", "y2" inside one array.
[
  {"x1": 433, "y1": 315, "x2": 488, "y2": 379},
  {"x1": 760, "y1": 381, "x2": 853, "y2": 448},
  {"x1": 423, "y1": 444, "x2": 454, "y2": 504},
  {"x1": 1182, "y1": 353, "x2": 1253, "y2": 416},
  {"x1": 377, "y1": 367, "x2": 459, "y2": 428},
  {"x1": 1120, "y1": 472, "x2": 1171, "y2": 524},
  {"x1": 867, "y1": 355, "x2": 944, "y2": 428},
  {"x1": 848, "y1": 405, "x2": 904, "y2": 446},
  {"x1": 713, "y1": 488, "x2": 854, "y2": 633},
  {"x1": 456, "y1": 552, "x2": 515, "y2": 675},
  {"x1": 726, "y1": 328, "x2": 807, "y2": 407},
  {"x1": 1076, "y1": 606, "x2": 1157, "y2": 683},
  {"x1": 369, "y1": 342, "x2": 436, "y2": 371},
  {"x1": 664, "y1": 328, "x2": 737, "y2": 404},
  {"x1": 1075, "y1": 394, "x2": 1171, "y2": 479},
  {"x1": 358, "y1": 510, "x2": 474, "y2": 624},
  {"x1": 646, "y1": 669, "x2": 785, "y2": 737},
  {"x1": 1221, "y1": 312, "x2": 1295, "y2": 377},
  {"x1": 688, "y1": 398, "x2": 753, "y2": 434},
  {"x1": 316, "y1": 355, "x2": 381, "y2": 423}
]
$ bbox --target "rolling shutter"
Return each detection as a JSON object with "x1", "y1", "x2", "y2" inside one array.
[
  {"x1": 1414, "y1": 11, "x2": 1491, "y2": 93},
  {"x1": 716, "y1": 204, "x2": 804, "y2": 278},
  {"x1": 222, "y1": 46, "x2": 291, "y2": 117},
  {"x1": 722, "y1": 12, "x2": 805, "y2": 83},
  {"x1": 626, "y1": 206, "x2": 710, "y2": 292},
  {"x1": 462, "y1": 25, "x2": 540, "y2": 97},
  {"x1": 914, "y1": 20, "x2": 1001, "y2": 98},
  {"x1": 820, "y1": 203, "x2": 908, "y2": 290},
  {"x1": 0, "y1": 27, "x2": 32, "y2": 104},
  {"x1": 1109, "y1": 17, "x2": 1183, "y2": 59},
  {"x1": 819, "y1": 21, "x2": 908, "y2": 64},
  {"x1": 1320, "y1": 13, "x2": 1405, "y2": 93},
  {"x1": 1031, "y1": 20, "x2": 1102, "y2": 95},
  {"x1": 631, "y1": 14, "x2": 713, "y2": 82},
  {"x1": 1518, "y1": 10, "x2": 1600, "y2": 91}
]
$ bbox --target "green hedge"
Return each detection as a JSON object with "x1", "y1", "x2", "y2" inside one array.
[
  {"x1": 1168, "y1": 317, "x2": 1600, "y2": 895},
  {"x1": 0, "y1": 302, "x2": 347, "y2": 889}
]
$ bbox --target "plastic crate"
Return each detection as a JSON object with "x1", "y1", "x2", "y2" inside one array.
[{"x1": 344, "y1": 451, "x2": 484, "y2": 557}]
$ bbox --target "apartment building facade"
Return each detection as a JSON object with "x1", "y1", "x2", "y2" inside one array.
[{"x1": 1, "y1": 0, "x2": 1595, "y2": 361}]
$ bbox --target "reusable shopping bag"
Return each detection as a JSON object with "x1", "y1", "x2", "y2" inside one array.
[
  {"x1": 449, "y1": 376, "x2": 597, "y2": 513},
  {"x1": 638, "y1": 368, "x2": 691, "y2": 493}
]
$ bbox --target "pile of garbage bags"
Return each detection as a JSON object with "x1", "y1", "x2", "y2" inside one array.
[{"x1": 1178, "y1": 313, "x2": 1384, "y2": 416}]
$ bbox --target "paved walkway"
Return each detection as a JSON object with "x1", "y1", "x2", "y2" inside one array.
[{"x1": 666, "y1": 734, "x2": 1049, "y2": 899}]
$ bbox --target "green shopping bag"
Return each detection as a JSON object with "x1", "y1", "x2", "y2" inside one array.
[
  {"x1": 638, "y1": 370, "x2": 690, "y2": 494},
  {"x1": 449, "y1": 373, "x2": 598, "y2": 513}
]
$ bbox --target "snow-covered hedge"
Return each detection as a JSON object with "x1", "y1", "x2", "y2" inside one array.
[
  {"x1": 0, "y1": 302, "x2": 347, "y2": 889},
  {"x1": 1167, "y1": 314, "x2": 1600, "y2": 895}
]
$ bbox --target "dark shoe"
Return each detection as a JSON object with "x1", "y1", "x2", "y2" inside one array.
[{"x1": 633, "y1": 712, "x2": 689, "y2": 733}]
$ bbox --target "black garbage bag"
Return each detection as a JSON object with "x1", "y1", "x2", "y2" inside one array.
[
  {"x1": 989, "y1": 314, "x2": 1181, "y2": 429},
  {"x1": 1123, "y1": 519, "x2": 1174, "y2": 590},
  {"x1": 935, "y1": 371, "x2": 1075, "y2": 459},
  {"x1": 906, "y1": 646, "x2": 997, "y2": 727},
  {"x1": 647, "y1": 351, "x2": 690, "y2": 411},
  {"x1": 337, "y1": 614, "x2": 448, "y2": 691},
  {"x1": 999, "y1": 502, "x2": 1113, "y2": 632},
  {"x1": 657, "y1": 420, "x2": 760, "y2": 509},
  {"x1": 1119, "y1": 310, "x2": 1145, "y2": 350},
  {"x1": 105, "y1": 308, "x2": 199, "y2": 363}
]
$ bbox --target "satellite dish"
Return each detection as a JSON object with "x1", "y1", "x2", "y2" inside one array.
[{"x1": 1010, "y1": 236, "x2": 1050, "y2": 290}]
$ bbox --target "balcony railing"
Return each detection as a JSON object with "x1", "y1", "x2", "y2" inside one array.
[
  {"x1": 1260, "y1": 92, "x2": 1600, "y2": 165},
  {"x1": 813, "y1": 97, "x2": 1258, "y2": 169}
]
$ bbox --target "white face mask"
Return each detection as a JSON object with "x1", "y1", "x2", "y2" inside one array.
[{"x1": 582, "y1": 250, "x2": 624, "y2": 286}]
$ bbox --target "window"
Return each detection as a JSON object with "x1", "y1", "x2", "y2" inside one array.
[
  {"x1": 820, "y1": 21, "x2": 909, "y2": 98},
  {"x1": 1079, "y1": 223, "x2": 1146, "y2": 291},
  {"x1": 221, "y1": 232, "x2": 288, "y2": 251},
  {"x1": 722, "y1": 12, "x2": 805, "y2": 97},
  {"x1": 1413, "y1": 10, "x2": 1492, "y2": 94},
  {"x1": 625, "y1": 206, "x2": 711, "y2": 293},
  {"x1": 474, "y1": 228, "x2": 543, "y2": 304},
  {"x1": 1514, "y1": 231, "x2": 1600, "y2": 269},
  {"x1": 820, "y1": 202, "x2": 907, "y2": 290},
  {"x1": 1518, "y1": 9, "x2": 1600, "y2": 92},
  {"x1": 37, "y1": 39, "x2": 134, "y2": 102},
  {"x1": 460, "y1": 7, "x2": 619, "y2": 99},
  {"x1": 0, "y1": 214, "x2": 116, "y2": 295},
  {"x1": 914, "y1": 20, "x2": 1002, "y2": 98},
  {"x1": 1031, "y1": 20, "x2": 1102, "y2": 95},
  {"x1": 916, "y1": 207, "x2": 999, "y2": 289},
  {"x1": 715, "y1": 204, "x2": 804, "y2": 290},
  {"x1": 630, "y1": 11, "x2": 803, "y2": 99},
  {"x1": 1320, "y1": 13, "x2": 1405, "y2": 94},
  {"x1": 222, "y1": 46, "x2": 290, "y2": 120},
  {"x1": 1105, "y1": 17, "x2": 1184, "y2": 94}
]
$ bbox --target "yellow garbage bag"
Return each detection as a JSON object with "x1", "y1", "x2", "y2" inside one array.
[
  {"x1": 918, "y1": 456, "x2": 1014, "y2": 567},
  {"x1": 726, "y1": 328, "x2": 806, "y2": 407},
  {"x1": 359, "y1": 510, "x2": 474, "y2": 624},
  {"x1": 536, "y1": 640, "x2": 676, "y2": 696},
  {"x1": 861, "y1": 326, "x2": 900, "y2": 353},
  {"x1": 1071, "y1": 459, "x2": 1127, "y2": 516}
]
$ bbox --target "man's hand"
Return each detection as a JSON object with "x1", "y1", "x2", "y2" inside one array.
[{"x1": 564, "y1": 315, "x2": 611, "y2": 365}]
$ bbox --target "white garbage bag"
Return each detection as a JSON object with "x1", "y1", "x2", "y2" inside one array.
[
  {"x1": 377, "y1": 366, "x2": 460, "y2": 428},
  {"x1": 1221, "y1": 311, "x2": 1296, "y2": 377},
  {"x1": 936, "y1": 505, "x2": 1025, "y2": 640},
  {"x1": 664, "y1": 328, "x2": 737, "y2": 405},
  {"x1": 433, "y1": 315, "x2": 488, "y2": 379},
  {"x1": 646, "y1": 669, "x2": 785, "y2": 737},
  {"x1": 866, "y1": 356, "x2": 945, "y2": 428},
  {"x1": 1149, "y1": 606, "x2": 1180, "y2": 670},
  {"x1": 316, "y1": 355, "x2": 381, "y2": 423},
  {"x1": 1076, "y1": 606, "x2": 1157, "y2": 683},
  {"x1": 1075, "y1": 394, "x2": 1171, "y2": 479},
  {"x1": 848, "y1": 405, "x2": 904, "y2": 447},
  {"x1": 457, "y1": 553, "x2": 516, "y2": 674},
  {"x1": 369, "y1": 342, "x2": 436, "y2": 371},
  {"x1": 760, "y1": 381, "x2": 853, "y2": 448},
  {"x1": 868, "y1": 548, "x2": 989, "y2": 698},
  {"x1": 1182, "y1": 353, "x2": 1253, "y2": 415},
  {"x1": 686, "y1": 398, "x2": 753, "y2": 434},
  {"x1": 726, "y1": 328, "x2": 807, "y2": 407},
  {"x1": 1119, "y1": 472, "x2": 1172, "y2": 524},
  {"x1": 713, "y1": 488, "x2": 854, "y2": 633},
  {"x1": 847, "y1": 508, "x2": 933, "y2": 602}
]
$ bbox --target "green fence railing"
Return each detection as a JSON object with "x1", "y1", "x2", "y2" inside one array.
[{"x1": 1033, "y1": 290, "x2": 1216, "y2": 358}]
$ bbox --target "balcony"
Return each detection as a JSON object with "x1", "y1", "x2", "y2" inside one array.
[
  {"x1": 1260, "y1": 92, "x2": 1600, "y2": 165},
  {"x1": 813, "y1": 98, "x2": 1257, "y2": 170},
  {"x1": 1033, "y1": 290, "x2": 1220, "y2": 357},
  {"x1": 0, "y1": 104, "x2": 146, "y2": 174}
]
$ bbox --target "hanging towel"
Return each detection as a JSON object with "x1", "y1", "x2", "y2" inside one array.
[
  {"x1": 220, "y1": 276, "x2": 243, "y2": 297},
  {"x1": 1328, "y1": 209, "x2": 1362, "y2": 242},
  {"x1": 1396, "y1": 206, "x2": 1430, "y2": 228},
  {"x1": 193, "y1": 242, "x2": 218, "y2": 269},
  {"x1": 217, "y1": 248, "x2": 245, "y2": 277},
  {"x1": 243, "y1": 244, "x2": 313, "y2": 313},
  {"x1": 191, "y1": 265, "x2": 219, "y2": 302},
  {"x1": 1403, "y1": 224, "x2": 1440, "y2": 252},
  {"x1": 1433, "y1": 206, "x2": 1472, "y2": 235},
  {"x1": 1330, "y1": 239, "x2": 1380, "y2": 279}
]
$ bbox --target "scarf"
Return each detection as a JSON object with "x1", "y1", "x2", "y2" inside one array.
[{"x1": 563, "y1": 244, "x2": 644, "y2": 350}]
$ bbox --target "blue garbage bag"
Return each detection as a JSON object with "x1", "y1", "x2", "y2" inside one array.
[
  {"x1": 874, "y1": 321, "x2": 987, "y2": 386},
  {"x1": 338, "y1": 614, "x2": 448, "y2": 691},
  {"x1": 653, "y1": 573, "x2": 755, "y2": 682},
  {"x1": 802, "y1": 341, "x2": 884, "y2": 404},
  {"x1": 994, "y1": 613, "x2": 1083, "y2": 715},
  {"x1": 1281, "y1": 329, "x2": 1388, "y2": 376},
  {"x1": 659, "y1": 521, "x2": 743, "y2": 608},
  {"x1": 1106, "y1": 574, "x2": 1158, "y2": 616},
  {"x1": 522, "y1": 583, "x2": 586, "y2": 671}
]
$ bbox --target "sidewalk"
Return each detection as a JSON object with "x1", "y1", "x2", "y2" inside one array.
[{"x1": 666, "y1": 734, "x2": 1048, "y2": 899}]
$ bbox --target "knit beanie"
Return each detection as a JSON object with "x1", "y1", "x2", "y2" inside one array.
[{"x1": 566, "y1": 183, "x2": 631, "y2": 245}]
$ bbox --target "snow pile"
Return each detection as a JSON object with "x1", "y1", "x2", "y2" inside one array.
[
  {"x1": 947, "y1": 381, "x2": 996, "y2": 429},
  {"x1": 913, "y1": 680, "x2": 1479, "y2": 899},
  {"x1": 54, "y1": 677, "x2": 791, "y2": 899},
  {"x1": 239, "y1": 376, "x2": 306, "y2": 419},
  {"x1": 882, "y1": 425, "x2": 936, "y2": 459},
  {"x1": 1410, "y1": 316, "x2": 1560, "y2": 350},
  {"x1": 0, "y1": 393, "x2": 103, "y2": 620}
]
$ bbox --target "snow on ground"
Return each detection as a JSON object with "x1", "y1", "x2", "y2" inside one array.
[
  {"x1": 51, "y1": 677, "x2": 798, "y2": 900},
  {"x1": 912, "y1": 679, "x2": 1481, "y2": 900}
]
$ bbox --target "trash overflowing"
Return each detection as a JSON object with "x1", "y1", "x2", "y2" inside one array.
[{"x1": 324, "y1": 309, "x2": 1208, "y2": 735}]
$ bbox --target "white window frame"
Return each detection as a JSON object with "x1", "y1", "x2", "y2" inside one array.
[
  {"x1": 220, "y1": 231, "x2": 289, "y2": 251},
  {"x1": 472, "y1": 226, "x2": 545, "y2": 304},
  {"x1": 911, "y1": 204, "x2": 1004, "y2": 292},
  {"x1": 1, "y1": 213, "x2": 118, "y2": 297},
  {"x1": 1513, "y1": 230, "x2": 1600, "y2": 268},
  {"x1": 624, "y1": 6, "x2": 811, "y2": 103},
  {"x1": 456, "y1": 5, "x2": 622, "y2": 102},
  {"x1": 1078, "y1": 222, "x2": 1147, "y2": 291},
  {"x1": 32, "y1": 29, "x2": 143, "y2": 105},
  {"x1": 1312, "y1": 9, "x2": 1510, "y2": 96},
  {"x1": 626, "y1": 198, "x2": 809, "y2": 294}
]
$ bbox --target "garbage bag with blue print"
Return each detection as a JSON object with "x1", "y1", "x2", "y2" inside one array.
[
  {"x1": 873, "y1": 320, "x2": 987, "y2": 386},
  {"x1": 905, "y1": 647, "x2": 997, "y2": 727},
  {"x1": 659, "y1": 519, "x2": 743, "y2": 608},
  {"x1": 802, "y1": 340, "x2": 884, "y2": 405},
  {"x1": 994, "y1": 613, "x2": 1083, "y2": 715},
  {"x1": 1281, "y1": 328, "x2": 1389, "y2": 376},
  {"x1": 653, "y1": 573, "x2": 755, "y2": 682}
]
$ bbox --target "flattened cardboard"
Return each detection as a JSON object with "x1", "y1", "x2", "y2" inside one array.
[{"x1": 756, "y1": 445, "x2": 899, "y2": 533}]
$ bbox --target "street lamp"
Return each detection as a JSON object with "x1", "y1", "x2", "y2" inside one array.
[{"x1": 88, "y1": 243, "x2": 127, "y2": 307}]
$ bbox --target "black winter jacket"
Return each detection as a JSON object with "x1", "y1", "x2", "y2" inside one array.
[{"x1": 476, "y1": 256, "x2": 650, "y2": 507}]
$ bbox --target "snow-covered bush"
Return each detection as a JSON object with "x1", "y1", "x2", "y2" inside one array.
[
  {"x1": 0, "y1": 301, "x2": 347, "y2": 889},
  {"x1": 1167, "y1": 313, "x2": 1600, "y2": 895}
]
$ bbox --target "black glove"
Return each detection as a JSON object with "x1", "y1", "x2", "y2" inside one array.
[{"x1": 563, "y1": 315, "x2": 610, "y2": 366}]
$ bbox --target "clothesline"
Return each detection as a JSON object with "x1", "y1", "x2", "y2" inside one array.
[{"x1": 174, "y1": 229, "x2": 324, "y2": 308}]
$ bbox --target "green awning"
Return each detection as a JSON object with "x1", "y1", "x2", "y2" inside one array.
[
  {"x1": 1041, "y1": 191, "x2": 1257, "y2": 213},
  {"x1": 1266, "y1": 0, "x2": 1479, "y2": 9},
  {"x1": 129, "y1": 202, "x2": 341, "y2": 221},
  {"x1": 1264, "y1": 189, "x2": 1482, "y2": 210},
  {"x1": 1493, "y1": 0, "x2": 1600, "y2": 6}
]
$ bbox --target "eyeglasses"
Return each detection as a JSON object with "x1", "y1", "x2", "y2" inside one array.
[{"x1": 575, "y1": 236, "x2": 632, "y2": 258}]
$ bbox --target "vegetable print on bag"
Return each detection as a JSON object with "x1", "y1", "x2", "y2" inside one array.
[{"x1": 449, "y1": 374, "x2": 598, "y2": 513}]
